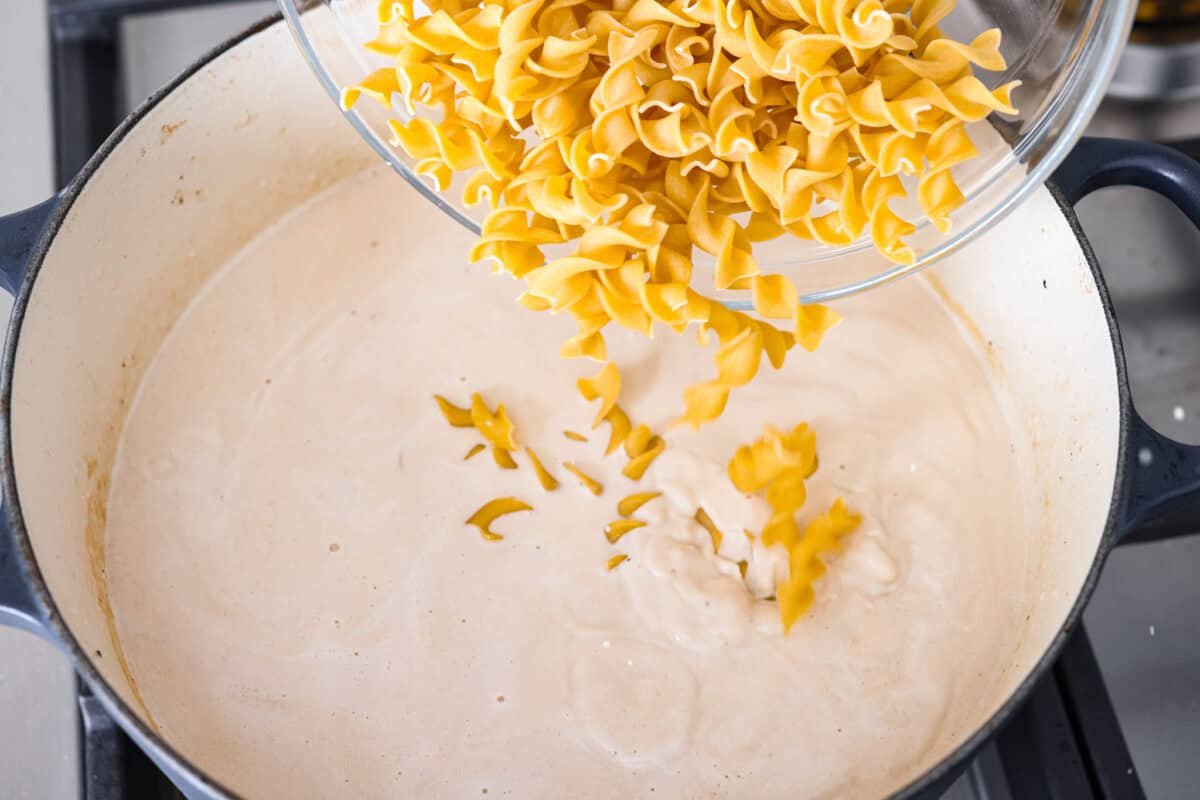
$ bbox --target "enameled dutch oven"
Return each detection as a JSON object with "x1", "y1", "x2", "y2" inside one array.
[{"x1": 3, "y1": 15, "x2": 1200, "y2": 800}]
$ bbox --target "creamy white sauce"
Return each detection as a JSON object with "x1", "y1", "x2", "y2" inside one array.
[{"x1": 106, "y1": 167, "x2": 1032, "y2": 799}]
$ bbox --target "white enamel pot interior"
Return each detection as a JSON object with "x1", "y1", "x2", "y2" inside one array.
[{"x1": 2, "y1": 14, "x2": 1200, "y2": 800}]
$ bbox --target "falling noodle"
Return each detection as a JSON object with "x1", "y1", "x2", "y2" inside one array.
[{"x1": 350, "y1": 0, "x2": 1017, "y2": 426}]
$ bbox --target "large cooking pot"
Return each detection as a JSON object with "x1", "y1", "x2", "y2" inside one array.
[{"x1": 3, "y1": 15, "x2": 1200, "y2": 800}]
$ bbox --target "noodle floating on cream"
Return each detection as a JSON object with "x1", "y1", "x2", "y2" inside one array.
[
  {"x1": 728, "y1": 423, "x2": 862, "y2": 630},
  {"x1": 605, "y1": 518, "x2": 647, "y2": 543},
  {"x1": 436, "y1": 392, "x2": 861, "y2": 629},
  {"x1": 466, "y1": 497, "x2": 534, "y2": 540},
  {"x1": 564, "y1": 461, "x2": 606, "y2": 495},
  {"x1": 617, "y1": 490, "x2": 661, "y2": 516},
  {"x1": 348, "y1": 0, "x2": 1017, "y2": 427},
  {"x1": 525, "y1": 446, "x2": 561, "y2": 490}
]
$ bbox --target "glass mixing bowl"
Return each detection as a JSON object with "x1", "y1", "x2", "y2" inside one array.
[{"x1": 279, "y1": 0, "x2": 1135, "y2": 304}]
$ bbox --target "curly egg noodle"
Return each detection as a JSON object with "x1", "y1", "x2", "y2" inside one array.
[
  {"x1": 728, "y1": 423, "x2": 862, "y2": 630},
  {"x1": 345, "y1": 0, "x2": 1017, "y2": 427},
  {"x1": 438, "y1": 385, "x2": 861, "y2": 629}
]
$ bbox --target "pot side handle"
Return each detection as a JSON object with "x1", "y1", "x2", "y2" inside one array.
[
  {"x1": 0, "y1": 507, "x2": 41, "y2": 636},
  {"x1": 0, "y1": 199, "x2": 57, "y2": 635},
  {"x1": 0, "y1": 197, "x2": 57, "y2": 297},
  {"x1": 1055, "y1": 138, "x2": 1200, "y2": 544}
]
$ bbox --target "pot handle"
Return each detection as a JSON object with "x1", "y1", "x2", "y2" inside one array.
[
  {"x1": 0, "y1": 196, "x2": 57, "y2": 297},
  {"x1": 1054, "y1": 137, "x2": 1200, "y2": 543},
  {"x1": 0, "y1": 199, "x2": 58, "y2": 634},
  {"x1": 0, "y1": 511, "x2": 42, "y2": 636}
]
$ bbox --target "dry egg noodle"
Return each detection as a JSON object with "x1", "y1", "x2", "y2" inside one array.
[
  {"x1": 602, "y1": 404, "x2": 632, "y2": 453},
  {"x1": 617, "y1": 490, "x2": 661, "y2": 515},
  {"x1": 525, "y1": 446, "x2": 561, "y2": 489},
  {"x1": 466, "y1": 496, "x2": 534, "y2": 539},
  {"x1": 694, "y1": 505, "x2": 725, "y2": 552},
  {"x1": 605, "y1": 518, "x2": 647, "y2": 542},
  {"x1": 564, "y1": 460, "x2": 606, "y2": 494},
  {"x1": 436, "y1": 382, "x2": 687, "y2": 587},
  {"x1": 606, "y1": 553, "x2": 631, "y2": 570},
  {"x1": 346, "y1": 0, "x2": 1018, "y2": 427},
  {"x1": 778, "y1": 497, "x2": 862, "y2": 624},
  {"x1": 435, "y1": 388, "x2": 858, "y2": 629},
  {"x1": 492, "y1": 446, "x2": 519, "y2": 467}
]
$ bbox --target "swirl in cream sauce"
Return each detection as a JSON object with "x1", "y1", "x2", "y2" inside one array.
[{"x1": 106, "y1": 167, "x2": 1033, "y2": 799}]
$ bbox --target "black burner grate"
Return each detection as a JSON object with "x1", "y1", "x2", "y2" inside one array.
[{"x1": 48, "y1": 0, "x2": 251, "y2": 186}]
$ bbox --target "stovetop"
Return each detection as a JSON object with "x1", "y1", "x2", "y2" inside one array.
[{"x1": 4, "y1": 1, "x2": 1199, "y2": 798}]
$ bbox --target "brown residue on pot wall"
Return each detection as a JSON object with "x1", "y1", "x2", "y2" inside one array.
[
  {"x1": 923, "y1": 274, "x2": 1005, "y2": 375},
  {"x1": 159, "y1": 119, "x2": 187, "y2": 144},
  {"x1": 84, "y1": 455, "x2": 158, "y2": 733}
]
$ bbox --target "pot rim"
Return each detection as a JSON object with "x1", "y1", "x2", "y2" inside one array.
[
  {"x1": 0, "y1": 13, "x2": 282, "y2": 800},
  {"x1": 891, "y1": 182, "x2": 1129, "y2": 798},
  {"x1": 0, "y1": 13, "x2": 1132, "y2": 800}
]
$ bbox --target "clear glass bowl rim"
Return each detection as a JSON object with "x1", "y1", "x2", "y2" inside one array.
[{"x1": 278, "y1": 0, "x2": 1138, "y2": 306}]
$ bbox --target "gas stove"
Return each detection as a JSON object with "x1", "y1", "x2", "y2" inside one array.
[{"x1": 4, "y1": 1, "x2": 1198, "y2": 798}]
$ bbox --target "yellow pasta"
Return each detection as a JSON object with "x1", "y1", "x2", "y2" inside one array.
[
  {"x1": 524, "y1": 447, "x2": 559, "y2": 491},
  {"x1": 436, "y1": 393, "x2": 522, "y2": 460},
  {"x1": 434, "y1": 394, "x2": 474, "y2": 427},
  {"x1": 623, "y1": 436, "x2": 665, "y2": 480},
  {"x1": 577, "y1": 362, "x2": 621, "y2": 427},
  {"x1": 728, "y1": 423, "x2": 860, "y2": 629},
  {"x1": 604, "y1": 519, "x2": 646, "y2": 544},
  {"x1": 778, "y1": 500, "x2": 863, "y2": 630},
  {"x1": 606, "y1": 553, "x2": 629, "y2": 571},
  {"x1": 353, "y1": 0, "x2": 1018, "y2": 429},
  {"x1": 466, "y1": 497, "x2": 533, "y2": 541},
  {"x1": 492, "y1": 445, "x2": 518, "y2": 469},
  {"x1": 437, "y1": 393, "x2": 526, "y2": 472},
  {"x1": 563, "y1": 462, "x2": 604, "y2": 496},
  {"x1": 470, "y1": 393, "x2": 518, "y2": 450},
  {"x1": 624, "y1": 424, "x2": 656, "y2": 458},
  {"x1": 563, "y1": 429, "x2": 589, "y2": 442},
  {"x1": 616, "y1": 420, "x2": 666, "y2": 479},
  {"x1": 617, "y1": 491, "x2": 661, "y2": 517},
  {"x1": 602, "y1": 405, "x2": 632, "y2": 455},
  {"x1": 729, "y1": 424, "x2": 818, "y2": 493},
  {"x1": 694, "y1": 507, "x2": 724, "y2": 554}
]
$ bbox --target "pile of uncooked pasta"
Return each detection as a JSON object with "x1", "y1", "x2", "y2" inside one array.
[{"x1": 346, "y1": 0, "x2": 1016, "y2": 427}]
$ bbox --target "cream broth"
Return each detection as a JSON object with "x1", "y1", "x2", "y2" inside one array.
[{"x1": 106, "y1": 166, "x2": 1033, "y2": 799}]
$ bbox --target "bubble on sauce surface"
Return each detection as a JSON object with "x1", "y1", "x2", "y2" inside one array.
[
  {"x1": 145, "y1": 452, "x2": 177, "y2": 479},
  {"x1": 568, "y1": 638, "x2": 697, "y2": 768}
]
